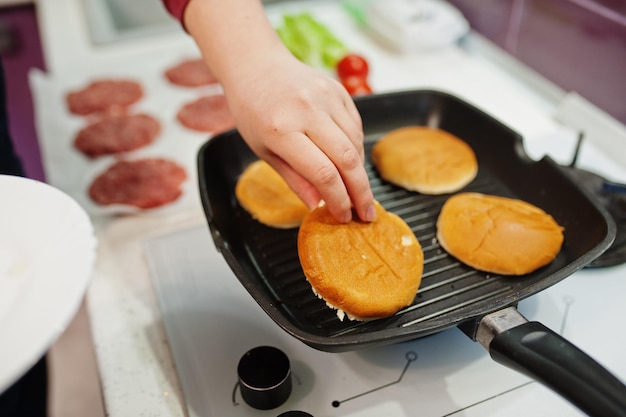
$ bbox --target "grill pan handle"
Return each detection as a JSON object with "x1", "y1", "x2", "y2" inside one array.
[{"x1": 477, "y1": 307, "x2": 626, "y2": 417}]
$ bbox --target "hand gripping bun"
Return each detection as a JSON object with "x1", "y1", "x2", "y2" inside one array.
[
  {"x1": 371, "y1": 126, "x2": 478, "y2": 194},
  {"x1": 297, "y1": 202, "x2": 424, "y2": 321},
  {"x1": 235, "y1": 160, "x2": 309, "y2": 228},
  {"x1": 436, "y1": 193, "x2": 564, "y2": 275}
]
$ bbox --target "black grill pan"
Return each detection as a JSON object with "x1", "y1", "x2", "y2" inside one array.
[{"x1": 198, "y1": 90, "x2": 625, "y2": 416}]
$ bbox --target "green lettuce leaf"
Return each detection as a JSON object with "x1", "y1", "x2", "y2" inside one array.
[{"x1": 276, "y1": 12, "x2": 348, "y2": 69}]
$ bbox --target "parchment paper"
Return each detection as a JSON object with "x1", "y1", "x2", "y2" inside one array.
[{"x1": 29, "y1": 43, "x2": 227, "y2": 218}]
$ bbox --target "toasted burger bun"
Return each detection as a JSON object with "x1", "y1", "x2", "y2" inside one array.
[
  {"x1": 436, "y1": 193, "x2": 564, "y2": 275},
  {"x1": 371, "y1": 126, "x2": 478, "y2": 194},
  {"x1": 235, "y1": 160, "x2": 309, "y2": 228},
  {"x1": 298, "y1": 202, "x2": 424, "y2": 321}
]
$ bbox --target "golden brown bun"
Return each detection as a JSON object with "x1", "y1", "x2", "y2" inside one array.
[
  {"x1": 436, "y1": 193, "x2": 564, "y2": 275},
  {"x1": 371, "y1": 126, "x2": 478, "y2": 194},
  {"x1": 235, "y1": 160, "x2": 309, "y2": 228},
  {"x1": 297, "y1": 202, "x2": 424, "y2": 320}
]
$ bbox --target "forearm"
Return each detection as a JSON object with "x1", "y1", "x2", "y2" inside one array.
[{"x1": 183, "y1": 0, "x2": 291, "y2": 93}]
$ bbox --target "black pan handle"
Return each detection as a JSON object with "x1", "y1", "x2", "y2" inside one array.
[{"x1": 478, "y1": 307, "x2": 626, "y2": 417}]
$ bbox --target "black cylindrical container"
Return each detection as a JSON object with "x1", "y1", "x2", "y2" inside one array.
[{"x1": 237, "y1": 346, "x2": 292, "y2": 410}]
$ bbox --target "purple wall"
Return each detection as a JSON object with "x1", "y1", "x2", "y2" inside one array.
[
  {"x1": 449, "y1": 0, "x2": 626, "y2": 126},
  {"x1": 0, "y1": 4, "x2": 46, "y2": 181}
]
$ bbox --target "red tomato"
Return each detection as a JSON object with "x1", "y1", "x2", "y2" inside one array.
[
  {"x1": 337, "y1": 54, "x2": 369, "y2": 81},
  {"x1": 342, "y1": 76, "x2": 372, "y2": 96}
]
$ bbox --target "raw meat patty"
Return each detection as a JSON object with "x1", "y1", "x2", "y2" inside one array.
[
  {"x1": 88, "y1": 158, "x2": 188, "y2": 209},
  {"x1": 176, "y1": 95, "x2": 235, "y2": 133},
  {"x1": 74, "y1": 113, "x2": 161, "y2": 158},
  {"x1": 164, "y1": 58, "x2": 218, "y2": 87},
  {"x1": 66, "y1": 79, "x2": 143, "y2": 116}
]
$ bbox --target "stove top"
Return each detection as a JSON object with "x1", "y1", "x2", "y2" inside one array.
[
  {"x1": 144, "y1": 106, "x2": 626, "y2": 417},
  {"x1": 145, "y1": 228, "x2": 626, "y2": 416}
]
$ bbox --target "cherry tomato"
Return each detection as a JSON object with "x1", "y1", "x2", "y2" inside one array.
[
  {"x1": 337, "y1": 54, "x2": 369, "y2": 81},
  {"x1": 342, "y1": 76, "x2": 372, "y2": 96}
]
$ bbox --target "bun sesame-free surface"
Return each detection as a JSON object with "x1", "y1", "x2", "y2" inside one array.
[
  {"x1": 437, "y1": 193, "x2": 564, "y2": 275},
  {"x1": 297, "y1": 202, "x2": 424, "y2": 320},
  {"x1": 235, "y1": 160, "x2": 309, "y2": 228},
  {"x1": 372, "y1": 126, "x2": 478, "y2": 194}
]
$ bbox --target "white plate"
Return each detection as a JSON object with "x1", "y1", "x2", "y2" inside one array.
[{"x1": 0, "y1": 175, "x2": 97, "y2": 393}]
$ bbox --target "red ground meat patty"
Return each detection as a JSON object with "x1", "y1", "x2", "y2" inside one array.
[
  {"x1": 89, "y1": 158, "x2": 188, "y2": 209},
  {"x1": 176, "y1": 95, "x2": 235, "y2": 133},
  {"x1": 66, "y1": 79, "x2": 144, "y2": 116},
  {"x1": 164, "y1": 58, "x2": 218, "y2": 87},
  {"x1": 74, "y1": 113, "x2": 161, "y2": 158}
]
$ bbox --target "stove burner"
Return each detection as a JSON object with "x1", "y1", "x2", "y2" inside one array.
[
  {"x1": 277, "y1": 412, "x2": 314, "y2": 417},
  {"x1": 562, "y1": 167, "x2": 626, "y2": 267}
]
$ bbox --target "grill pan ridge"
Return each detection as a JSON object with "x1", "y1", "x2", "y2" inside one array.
[{"x1": 198, "y1": 89, "x2": 615, "y2": 352}]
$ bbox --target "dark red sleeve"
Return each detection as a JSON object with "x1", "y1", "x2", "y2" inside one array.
[{"x1": 162, "y1": 0, "x2": 191, "y2": 24}]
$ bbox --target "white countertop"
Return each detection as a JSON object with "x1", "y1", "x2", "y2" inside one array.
[{"x1": 33, "y1": 1, "x2": 626, "y2": 416}]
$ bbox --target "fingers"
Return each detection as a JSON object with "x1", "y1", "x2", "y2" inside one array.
[
  {"x1": 271, "y1": 130, "x2": 352, "y2": 222},
  {"x1": 329, "y1": 80, "x2": 366, "y2": 161},
  {"x1": 265, "y1": 155, "x2": 322, "y2": 210},
  {"x1": 270, "y1": 116, "x2": 375, "y2": 224}
]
